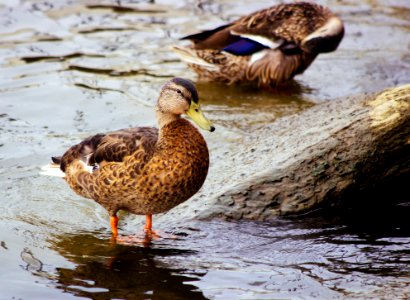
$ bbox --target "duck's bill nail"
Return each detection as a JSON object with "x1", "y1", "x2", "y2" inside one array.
[{"x1": 186, "y1": 102, "x2": 214, "y2": 132}]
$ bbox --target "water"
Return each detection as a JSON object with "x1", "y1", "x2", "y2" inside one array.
[
  {"x1": 3, "y1": 198, "x2": 409, "y2": 299},
  {"x1": 1, "y1": 0, "x2": 409, "y2": 299}
]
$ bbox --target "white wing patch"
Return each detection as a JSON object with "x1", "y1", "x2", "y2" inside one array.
[{"x1": 230, "y1": 31, "x2": 284, "y2": 49}]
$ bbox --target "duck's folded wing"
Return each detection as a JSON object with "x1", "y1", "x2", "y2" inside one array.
[
  {"x1": 180, "y1": 20, "x2": 286, "y2": 56},
  {"x1": 58, "y1": 127, "x2": 158, "y2": 172},
  {"x1": 91, "y1": 127, "x2": 158, "y2": 165}
]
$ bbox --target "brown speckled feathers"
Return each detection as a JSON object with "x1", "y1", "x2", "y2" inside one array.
[
  {"x1": 174, "y1": 2, "x2": 344, "y2": 88},
  {"x1": 61, "y1": 120, "x2": 209, "y2": 217},
  {"x1": 53, "y1": 78, "x2": 213, "y2": 228},
  {"x1": 57, "y1": 127, "x2": 157, "y2": 172}
]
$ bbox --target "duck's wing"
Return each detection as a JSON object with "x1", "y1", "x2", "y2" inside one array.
[
  {"x1": 91, "y1": 127, "x2": 158, "y2": 166},
  {"x1": 180, "y1": 6, "x2": 291, "y2": 56},
  {"x1": 57, "y1": 127, "x2": 158, "y2": 172},
  {"x1": 181, "y1": 21, "x2": 284, "y2": 56}
]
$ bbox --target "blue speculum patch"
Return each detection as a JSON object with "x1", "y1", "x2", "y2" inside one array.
[{"x1": 223, "y1": 38, "x2": 268, "y2": 56}]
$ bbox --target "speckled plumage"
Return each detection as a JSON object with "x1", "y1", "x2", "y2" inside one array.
[
  {"x1": 173, "y1": 2, "x2": 344, "y2": 88},
  {"x1": 52, "y1": 78, "x2": 213, "y2": 234}
]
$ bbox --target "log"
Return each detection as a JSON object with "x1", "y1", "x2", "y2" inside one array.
[{"x1": 196, "y1": 84, "x2": 410, "y2": 221}]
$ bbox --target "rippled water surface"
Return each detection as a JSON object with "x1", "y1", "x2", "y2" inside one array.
[{"x1": 1, "y1": 0, "x2": 409, "y2": 299}]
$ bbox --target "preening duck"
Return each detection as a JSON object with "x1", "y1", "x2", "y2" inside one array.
[
  {"x1": 173, "y1": 2, "x2": 344, "y2": 89},
  {"x1": 48, "y1": 78, "x2": 214, "y2": 238}
]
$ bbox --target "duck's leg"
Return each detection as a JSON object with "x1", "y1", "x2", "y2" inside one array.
[
  {"x1": 110, "y1": 215, "x2": 119, "y2": 238},
  {"x1": 144, "y1": 214, "x2": 161, "y2": 239},
  {"x1": 144, "y1": 214, "x2": 153, "y2": 233},
  {"x1": 144, "y1": 215, "x2": 170, "y2": 240}
]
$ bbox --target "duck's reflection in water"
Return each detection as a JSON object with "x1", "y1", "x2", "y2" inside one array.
[
  {"x1": 196, "y1": 80, "x2": 314, "y2": 106},
  {"x1": 49, "y1": 232, "x2": 207, "y2": 300}
]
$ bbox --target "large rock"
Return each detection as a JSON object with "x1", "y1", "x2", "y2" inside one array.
[{"x1": 197, "y1": 84, "x2": 410, "y2": 221}]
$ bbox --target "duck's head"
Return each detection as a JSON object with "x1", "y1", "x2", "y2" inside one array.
[
  {"x1": 301, "y1": 17, "x2": 344, "y2": 54},
  {"x1": 157, "y1": 78, "x2": 215, "y2": 132}
]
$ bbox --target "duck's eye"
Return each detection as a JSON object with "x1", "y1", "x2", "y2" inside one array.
[
  {"x1": 195, "y1": 108, "x2": 199, "y2": 112},
  {"x1": 176, "y1": 89, "x2": 182, "y2": 94}
]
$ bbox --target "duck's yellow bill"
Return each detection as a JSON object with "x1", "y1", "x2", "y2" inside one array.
[{"x1": 186, "y1": 102, "x2": 215, "y2": 132}]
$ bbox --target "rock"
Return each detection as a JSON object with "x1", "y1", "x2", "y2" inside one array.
[{"x1": 197, "y1": 84, "x2": 410, "y2": 220}]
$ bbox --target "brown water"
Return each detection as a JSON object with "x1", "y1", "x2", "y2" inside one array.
[{"x1": 1, "y1": 0, "x2": 410, "y2": 299}]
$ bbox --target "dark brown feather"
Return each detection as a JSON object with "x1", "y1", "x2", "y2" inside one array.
[{"x1": 91, "y1": 127, "x2": 158, "y2": 164}]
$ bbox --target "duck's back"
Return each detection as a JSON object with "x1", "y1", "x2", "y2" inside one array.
[
  {"x1": 59, "y1": 127, "x2": 158, "y2": 173},
  {"x1": 233, "y1": 2, "x2": 333, "y2": 45}
]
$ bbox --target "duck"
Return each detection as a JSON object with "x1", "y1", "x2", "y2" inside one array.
[
  {"x1": 47, "y1": 78, "x2": 215, "y2": 238},
  {"x1": 172, "y1": 1, "x2": 344, "y2": 89}
]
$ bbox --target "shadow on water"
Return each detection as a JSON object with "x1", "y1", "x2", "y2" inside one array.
[
  {"x1": 283, "y1": 178, "x2": 410, "y2": 278},
  {"x1": 302, "y1": 174, "x2": 410, "y2": 240},
  {"x1": 47, "y1": 233, "x2": 207, "y2": 300}
]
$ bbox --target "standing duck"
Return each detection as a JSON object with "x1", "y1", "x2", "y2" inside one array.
[
  {"x1": 47, "y1": 78, "x2": 214, "y2": 238},
  {"x1": 173, "y1": 2, "x2": 344, "y2": 89}
]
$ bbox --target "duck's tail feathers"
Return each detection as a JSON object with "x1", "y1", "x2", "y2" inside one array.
[
  {"x1": 51, "y1": 156, "x2": 62, "y2": 164},
  {"x1": 171, "y1": 46, "x2": 219, "y2": 71},
  {"x1": 40, "y1": 163, "x2": 66, "y2": 177}
]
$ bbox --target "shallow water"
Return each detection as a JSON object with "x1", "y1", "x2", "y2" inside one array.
[{"x1": 1, "y1": 0, "x2": 410, "y2": 299}]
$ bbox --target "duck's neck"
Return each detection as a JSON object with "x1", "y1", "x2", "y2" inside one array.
[{"x1": 156, "y1": 109, "x2": 181, "y2": 133}]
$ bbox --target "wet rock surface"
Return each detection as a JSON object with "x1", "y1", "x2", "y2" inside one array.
[
  {"x1": 196, "y1": 85, "x2": 410, "y2": 220},
  {"x1": 1, "y1": 0, "x2": 410, "y2": 299}
]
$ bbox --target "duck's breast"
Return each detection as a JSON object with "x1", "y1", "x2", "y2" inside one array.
[{"x1": 127, "y1": 119, "x2": 210, "y2": 215}]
